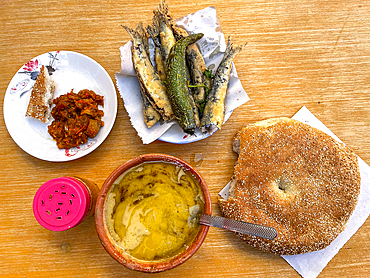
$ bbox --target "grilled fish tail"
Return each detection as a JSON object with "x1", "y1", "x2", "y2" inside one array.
[{"x1": 158, "y1": 0, "x2": 188, "y2": 40}]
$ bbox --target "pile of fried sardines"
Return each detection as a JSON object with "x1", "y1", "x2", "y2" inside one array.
[{"x1": 123, "y1": 0, "x2": 245, "y2": 135}]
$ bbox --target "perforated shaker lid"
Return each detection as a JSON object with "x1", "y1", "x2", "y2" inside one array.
[{"x1": 33, "y1": 177, "x2": 90, "y2": 231}]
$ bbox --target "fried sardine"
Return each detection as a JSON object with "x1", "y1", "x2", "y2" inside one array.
[
  {"x1": 122, "y1": 23, "x2": 174, "y2": 122},
  {"x1": 201, "y1": 37, "x2": 245, "y2": 133}
]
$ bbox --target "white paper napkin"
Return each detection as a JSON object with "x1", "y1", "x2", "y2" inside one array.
[
  {"x1": 219, "y1": 106, "x2": 370, "y2": 278},
  {"x1": 115, "y1": 6, "x2": 249, "y2": 144}
]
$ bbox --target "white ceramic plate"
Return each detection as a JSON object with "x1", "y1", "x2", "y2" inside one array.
[{"x1": 3, "y1": 51, "x2": 117, "y2": 162}]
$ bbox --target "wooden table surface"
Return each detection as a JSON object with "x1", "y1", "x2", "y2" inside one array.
[{"x1": 1, "y1": 0, "x2": 369, "y2": 277}]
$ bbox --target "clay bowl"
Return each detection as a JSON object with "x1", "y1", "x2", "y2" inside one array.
[{"x1": 95, "y1": 153, "x2": 211, "y2": 273}]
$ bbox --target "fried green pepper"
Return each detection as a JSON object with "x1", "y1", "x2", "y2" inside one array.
[{"x1": 165, "y1": 33, "x2": 204, "y2": 135}]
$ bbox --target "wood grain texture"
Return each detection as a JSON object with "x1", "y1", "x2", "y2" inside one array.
[{"x1": 0, "y1": 0, "x2": 369, "y2": 277}]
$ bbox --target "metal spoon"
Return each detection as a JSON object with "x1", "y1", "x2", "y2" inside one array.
[{"x1": 199, "y1": 214, "x2": 277, "y2": 240}]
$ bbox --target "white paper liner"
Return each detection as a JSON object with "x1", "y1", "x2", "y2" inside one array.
[
  {"x1": 115, "y1": 6, "x2": 249, "y2": 144},
  {"x1": 218, "y1": 106, "x2": 370, "y2": 278}
]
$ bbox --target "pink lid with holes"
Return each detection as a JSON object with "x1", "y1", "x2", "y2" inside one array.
[{"x1": 33, "y1": 177, "x2": 90, "y2": 231}]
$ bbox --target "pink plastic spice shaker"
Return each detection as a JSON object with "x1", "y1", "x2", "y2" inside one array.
[{"x1": 33, "y1": 177, "x2": 99, "y2": 231}]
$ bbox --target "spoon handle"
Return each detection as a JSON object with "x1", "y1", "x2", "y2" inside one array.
[{"x1": 199, "y1": 214, "x2": 277, "y2": 240}]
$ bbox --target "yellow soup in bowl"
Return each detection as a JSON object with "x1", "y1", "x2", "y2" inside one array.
[
  {"x1": 95, "y1": 154, "x2": 211, "y2": 273},
  {"x1": 105, "y1": 161, "x2": 204, "y2": 261}
]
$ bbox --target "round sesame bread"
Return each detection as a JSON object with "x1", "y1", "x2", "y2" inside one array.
[{"x1": 218, "y1": 117, "x2": 361, "y2": 255}]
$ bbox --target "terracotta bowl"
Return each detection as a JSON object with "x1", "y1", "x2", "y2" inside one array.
[{"x1": 95, "y1": 153, "x2": 211, "y2": 273}]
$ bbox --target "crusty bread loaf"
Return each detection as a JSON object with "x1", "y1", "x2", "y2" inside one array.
[
  {"x1": 25, "y1": 65, "x2": 55, "y2": 123},
  {"x1": 218, "y1": 117, "x2": 361, "y2": 255}
]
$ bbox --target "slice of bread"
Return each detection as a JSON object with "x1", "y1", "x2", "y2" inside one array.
[{"x1": 25, "y1": 65, "x2": 55, "y2": 123}]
